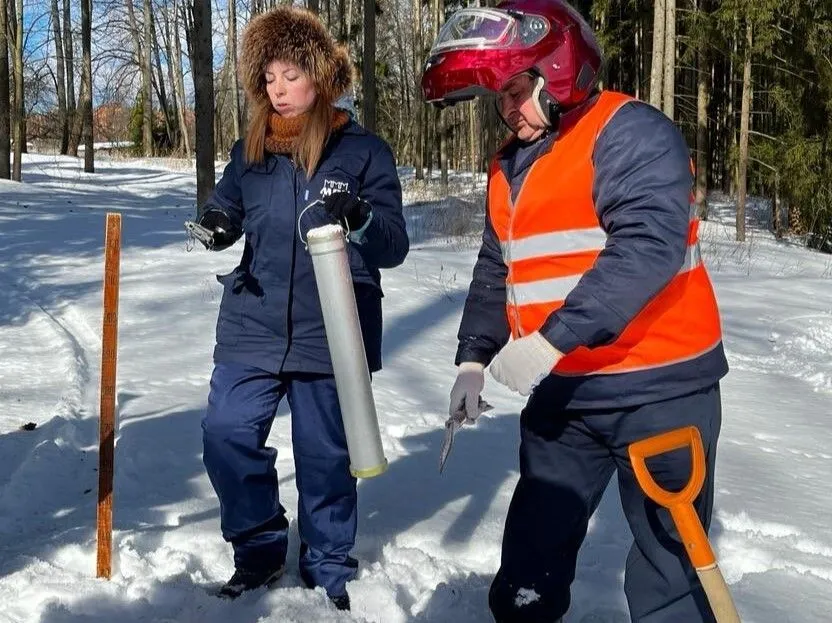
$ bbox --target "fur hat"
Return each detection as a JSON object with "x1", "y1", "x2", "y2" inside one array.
[{"x1": 240, "y1": 7, "x2": 353, "y2": 106}]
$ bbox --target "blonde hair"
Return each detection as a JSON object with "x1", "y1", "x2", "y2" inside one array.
[{"x1": 244, "y1": 94, "x2": 333, "y2": 179}]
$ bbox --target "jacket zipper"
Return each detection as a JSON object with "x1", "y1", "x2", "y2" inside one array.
[{"x1": 283, "y1": 158, "x2": 299, "y2": 368}]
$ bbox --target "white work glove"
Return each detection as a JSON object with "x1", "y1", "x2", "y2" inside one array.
[
  {"x1": 489, "y1": 331, "x2": 563, "y2": 396},
  {"x1": 448, "y1": 362, "x2": 486, "y2": 421}
]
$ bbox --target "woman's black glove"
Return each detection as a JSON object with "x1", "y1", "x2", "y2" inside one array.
[
  {"x1": 197, "y1": 209, "x2": 242, "y2": 251},
  {"x1": 322, "y1": 192, "x2": 371, "y2": 231}
]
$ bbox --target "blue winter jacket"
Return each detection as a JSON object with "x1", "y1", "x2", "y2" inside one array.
[
  {"x1": 201, "y1": 120, "x2": 409, "y2": 375},
  {"x1": 456, "y1": 98, "x2": 729, "y2": 409}
]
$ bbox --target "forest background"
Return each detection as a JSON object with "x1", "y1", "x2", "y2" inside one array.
[{"x1": 0, "y1": 0, "x2": 829, "y2": 249}]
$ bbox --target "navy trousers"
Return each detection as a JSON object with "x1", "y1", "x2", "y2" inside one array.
[
  {"x1": 489, "y1": 383, "x2": 722, "y2": 623},
  {"x1": 202, "y1": 361, "x2": 357, "y2": 598}
]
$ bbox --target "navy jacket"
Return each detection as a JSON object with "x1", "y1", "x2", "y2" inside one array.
[
  {"x1": 202, "y1": 120, "x2": 409, "y2": 375},
  {"x1": 456, "y1": 98, "x2": 728, "y2": 409}
]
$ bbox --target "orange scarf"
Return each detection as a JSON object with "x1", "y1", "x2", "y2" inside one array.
[{"x1": 264, "y1": 108, "x2": 350, "y2": 154}]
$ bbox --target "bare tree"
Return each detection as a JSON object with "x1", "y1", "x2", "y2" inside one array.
[
  {"x1": 338, "y1": 0, "x2": 346, "y2": 41},
  {"x1": 80, "y1": 0, "x2": 93, "y2": 171},
  {"x1": 152, "y1": 14, "x2": 175, "y2": 145},
  {"x1": 649, "y1": 0, "x2": 665, "y2": 108},
  {"x1": 143, "y1": 0, "x2": 154, "y2": 155},
  {"x1": 695, "y1": 0, "x2": 710, "y2": 220},
  {"x1": 190, "y1": 0, "x2": 215, "y2": 209},
  {"x1": 228, "y1": 0, "x2": 240, "y2": 141},
  {"x1": 435, "y1": 0, "x2": 447, "y2": 192},
  {"x1": 51, "y1": 0, "x2": 69, "y2": 153},
  {"x1": 0, "y1": 0, "x2": 10, "y2": 178},
  {"x1": 12, "y1": 0, "x2": 23, "y2": 181},
  {"x1": 662, "y1": 0, "x2": 675, "y2": 120},
  {"x1": 736, "y1": 19, "x2": 752, "y2": 243},
  {"x1": 412, "y1": 0, "x2": 423, "y2": 180},
  {"x1": 362, "y1": 0, "x2": 376, "y2": 131},
  {"x1": 172, "y1": 0, "x2": 191, "y2": 156},
  {"x1": 63, "y1": 0, "x2": 76, "y2": 154}
]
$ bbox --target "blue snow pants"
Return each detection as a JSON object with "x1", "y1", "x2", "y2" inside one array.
[
  {"x1": 488, "y1": 383, "x2": 722, "y2": 623},
  {"x1": 202, "y1": 361, "x2": 357, "y2": 598}
]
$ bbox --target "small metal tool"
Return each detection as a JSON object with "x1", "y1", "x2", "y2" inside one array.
[
  {"x1": 184, "y1": 220, "x2": 216, "y2": 250},
  {"x1": 438, "y1": 396, "x2": 492, "y2": 473}
]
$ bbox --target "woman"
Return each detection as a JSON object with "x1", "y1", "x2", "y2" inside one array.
[{"x1": 194, "y1": 6, "x2": 408, "y2": 609}]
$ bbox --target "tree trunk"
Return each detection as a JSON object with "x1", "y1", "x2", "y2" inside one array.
[
  {"x1": 80, "y1": 0, "x2": 93, "y2": 172},
  {"x1": 0, "y1": 0, "x2": 10, "y2": 179},
  {"x1": 214, "y1": 88, "x2": 224, "y2": 157},
  {"x1": 696, "y1": 55, "x2": 710, "y2": 220},
  {"x1": 143, "y1": 0, "x2": 154, "y2": 155},
  {"x1": 483, "y1": 96, "x2": 498, "y2": 171},
  {"x1": 736, "y1": 20, "x2": 752, "y2": 243},
  {"x1": 125, "y1": 0, "x2": 142, "y2": 63},
  {"x1": 773, "y1": 171, "x2": 783, "y2": 239},
  {"x1": 63, "y1": 0, "x2": 76, "y2": 153},
  {"x1": 50, "y1": 0, "x2": 69, "y2": 154},
  {"x1": 438, "y1": 107, "x2": 447, "y2": 191},
  {"x1": 12, "y1": 0, "x2": 23, "y2": 181},
  {"x1": 437, "y1": 0, "x2": 447, "y2": 192},
  {"x1": 152, "y1": 16, "x2": 175, "y2": 147},
  {"x1": 468, "y1": 100, "x2": 476, "y2": 181},
  {"x1": 361, "y1": 0, "x2": 376, "y2": 131},
  {"x1": 649, "y1": 0, "x2": 665, "y2": 108},
  {"x1": 634, "y1": 13, "x2": 642, "y2": 100},
  {"x1": 162, "y1": 4, "x2": 181, "y2": 148},
  {"x1": 338, "y1": 0, "x2": 346, "y2": 41},
  {"x1": 662, "y1": 0, "x2": 675, "y2": 120},
  {"x1": 413, "y1": 0, "x2": 423, "y2": 179},
  {"x1": 172, "y1": 0, "x2": 191, "y2": 157},
  {"x1": 596, "y1": 7, "x2": 606, "y2": 90},
  {"x1": 191, "y1": 0, "x2": 215, "y2": 210},
  {"x1": 228, "y1": 0, "x2": 241, "y2": 141},
  {"x1": 347, "y1": 0, "x2": 354, "y2": 46},
  {"x1": 695, "y1": 0, "x2": 709, "y2": 220},
  {"x1": 124, "y1": 0, "x2": 145, "y2": 148},
  {"x1": 726, "y1": 21, "x2": 737, "y2": 196},
  {"x1": 307, "y1": 0, "x2": 319, "y2": 13}
]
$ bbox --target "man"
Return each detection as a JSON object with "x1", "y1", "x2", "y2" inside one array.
[{"x1": 421, "y1": 1, "x2": 729, "y2": 622}]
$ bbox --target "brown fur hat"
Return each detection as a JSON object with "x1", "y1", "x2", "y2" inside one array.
[{"x1": 240, "y1": 6, "x2": 352, "y2": 106}]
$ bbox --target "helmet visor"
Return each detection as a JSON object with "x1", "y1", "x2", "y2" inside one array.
[{"x1": 431, "y1": 8, "x2": 549, "y2": 54}]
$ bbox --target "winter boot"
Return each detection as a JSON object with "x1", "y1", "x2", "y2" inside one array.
[
  {"x1": 217, "y1": 565, "x2": 285, "y2": 599},
  {"x1": 330, "y1": 593, "x2": 351, "y2": 611}
]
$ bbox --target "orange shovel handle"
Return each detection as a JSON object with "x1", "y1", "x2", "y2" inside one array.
[
  {"x1": 629, "y1": 426, "x2": 706, "y2": 506},
  {"x1": 628, "y1": 426, "x2": 715, "y2": 569}
]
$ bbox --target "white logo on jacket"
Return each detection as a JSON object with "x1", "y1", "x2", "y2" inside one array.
[{"x1": 320, "y1": 178, "x2": 351, "y2": 197}]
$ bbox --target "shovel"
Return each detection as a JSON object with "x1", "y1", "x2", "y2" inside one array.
[{"x1": 629, "y1": 426, "x2": 741, "y2": 623}]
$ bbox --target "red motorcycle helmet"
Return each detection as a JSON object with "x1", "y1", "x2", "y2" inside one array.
[{"x1": 420, "y1": 0, "x2": 603, "y2": 118}]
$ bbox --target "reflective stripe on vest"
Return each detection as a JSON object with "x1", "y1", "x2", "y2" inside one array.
[
  {"x1": 510, "y1": 241, "x2": 703, "y2": 306},
  {"x1": 488, "y1": 90, "x2": 723, "y2": 376}
]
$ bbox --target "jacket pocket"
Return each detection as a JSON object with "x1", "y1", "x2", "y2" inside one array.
[
  {"x1": 346, "y1": 242, "x2": 382, "y2": 293},
  {"x1": 214, "y1": 270, "x2": 247, "y2": 347}
]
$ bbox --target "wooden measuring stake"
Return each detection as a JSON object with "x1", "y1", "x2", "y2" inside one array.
[{"x1": 96, "y1": 213, "x2": 121, "y2": 579}]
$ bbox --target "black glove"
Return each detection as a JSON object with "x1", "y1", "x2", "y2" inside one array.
[
  {"x1": 322, "y1": 192, "x2": 371, "y2": 231},
  {"x1": 197, "y1": 209, "x2": 241, "y2": 251}
]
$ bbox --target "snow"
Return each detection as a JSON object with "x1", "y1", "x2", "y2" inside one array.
[
  {"x1": 514, "y1": 588, "x2": 541, "y2": 607},
  {"x1": 0, "y1": 153, "x2": 831, "y2": 622}
]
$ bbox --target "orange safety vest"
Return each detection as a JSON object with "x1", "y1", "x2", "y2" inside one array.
[{"x1": 488, "y1": 91, "x2": 723, "y2": 376}]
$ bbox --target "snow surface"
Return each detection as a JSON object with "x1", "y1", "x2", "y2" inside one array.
[{"x1": 0, "y1": 154, "x2": 830, "y2": 622}]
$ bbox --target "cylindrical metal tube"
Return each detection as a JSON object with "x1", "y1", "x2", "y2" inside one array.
[{"x1": 306, "y1": 224, "x2": 387, "y2": 478}]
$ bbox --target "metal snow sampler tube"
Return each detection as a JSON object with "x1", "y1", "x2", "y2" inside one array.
[{"x1": 306, "y1": 223, "x2": 388, "y2": 478}]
